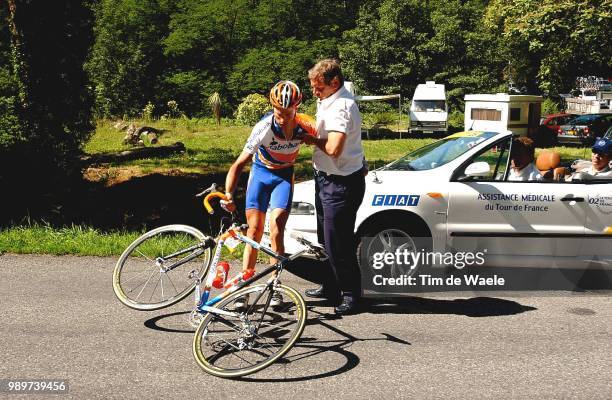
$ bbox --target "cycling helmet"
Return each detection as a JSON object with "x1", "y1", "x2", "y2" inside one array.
[{"x1": 269, "y1": 80, "x2": 302, "y2": 109}]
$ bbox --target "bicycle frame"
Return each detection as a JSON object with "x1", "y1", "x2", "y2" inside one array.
[{"x1": 195, "y1": 229, "x2": 310, "y2": 317}]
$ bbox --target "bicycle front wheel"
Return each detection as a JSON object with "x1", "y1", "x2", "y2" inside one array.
[
  {"x1": 193, "y1": 284, "x2": 307, "y2": 378},
  {"x1": 113, "y1": 224, "x2": 212, "y2": 311}
]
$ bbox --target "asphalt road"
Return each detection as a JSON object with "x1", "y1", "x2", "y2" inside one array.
[{"x1": 0, "y1": 254, "x2": 611, "y2": 399}]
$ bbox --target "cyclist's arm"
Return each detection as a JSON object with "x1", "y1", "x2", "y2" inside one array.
[{"x1": 225, "y1": 151, "x2": 252, "y2": 200}]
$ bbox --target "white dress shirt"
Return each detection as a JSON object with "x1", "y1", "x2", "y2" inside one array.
[{"x1": 312, "y1": 86, "x2": 365, "y2": 176}]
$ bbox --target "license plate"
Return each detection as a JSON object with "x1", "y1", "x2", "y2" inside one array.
[
  {"x1": 568, "y1": 130, "x2": 576, "y2": 136},
  {"x1": 424, "y1": 130, "x2": 433, "y2": 134}
]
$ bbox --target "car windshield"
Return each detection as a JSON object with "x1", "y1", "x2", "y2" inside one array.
[
  {"x1": 605, "y1": 126, "x2": 612, "y2": 138},
  {"x1": 413, "y1": 100, "x2": 446, "y2": 112},
  {"x1": 569, "y1": 115, "x2": 600, "y2": 124},
  {"x1": 384, "y1": 131, "x2": 498, "y2": 171}
]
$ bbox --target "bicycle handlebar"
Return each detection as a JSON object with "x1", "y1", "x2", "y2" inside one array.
[{"x1": 203, "y1": 192, "x2": 229, "y2": 214}]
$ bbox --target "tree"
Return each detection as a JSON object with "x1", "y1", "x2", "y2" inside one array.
[
  {"x1": 341, "y1": 0, "x2": 505, "y2": 110},
  {"x1": 485, "y1": 0, "x2": 612, "y2": 95},
  {"x1": 341, "y1": 0, "x2": 432, "y2": 98},
  {"x1": 2, "y1": 1, "x2": 94, "y2": 223},
  {"x1": 86, "y1": 0, "x2": 173, "y2": 117},
  {"x1": 0, "y1": 6, "x2": 24, "y2": 151},
  {"x1": 227, "y1": 38, "x2": 337, "y2": 103},
  {"x1": 424, "y1": 0, "x2": 506, "y2": 110}
]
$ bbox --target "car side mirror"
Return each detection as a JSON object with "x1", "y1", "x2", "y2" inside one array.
[{"x1": 464, "y1": 161, "x2": 491, "y2": 177}]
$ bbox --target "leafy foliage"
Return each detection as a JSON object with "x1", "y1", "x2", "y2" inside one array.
[
  {"x1": 341, "y1": 0, "x2": 507, "y2": 112},
  {"x1": 485, "y1": 0, "x2": 612, "y2": 94},
  {"x1": 235, "y1": 94, "x2": 271, "y2": 126},
  {"x1": 1, "y1": 0, "x2": 94, "y2": 223},
  {"x1": 86, "y1": 0, "x2": 172, "y2": 117}
]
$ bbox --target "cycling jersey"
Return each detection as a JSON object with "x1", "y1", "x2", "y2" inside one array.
[
  {"x1": 244, "y1": 112, "x2": 316, "y2": 170},
  {"x1": 244, "y1": 112, "x2": 316, "y2": 211}
]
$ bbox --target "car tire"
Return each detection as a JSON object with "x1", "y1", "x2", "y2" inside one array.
[{"x1": 356, "y1": 215, "x2": 432, "y2": 279}]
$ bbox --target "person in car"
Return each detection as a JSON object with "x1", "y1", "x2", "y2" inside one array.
[
  {"x1": 575, "y1": 138, "x2": 612, "y2": 178},
  {"x1": 508, "y1": 137, "x2": 543, "y2": 181}
]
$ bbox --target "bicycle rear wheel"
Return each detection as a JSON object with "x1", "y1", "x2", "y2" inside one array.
[
  {"x1": 193, "y1": 283, "x2": 307, "y2": 378},
  {"x1": 113, "y1": 224, "x2": 212, "y2": 311}
]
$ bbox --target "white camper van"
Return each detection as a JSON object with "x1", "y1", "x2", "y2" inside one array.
[
  {"x1": 464, "y1": 94, "x2": 542, "y2": 136},
  {"x1": 409, "y1": 81, "x2": 448, "y2": 134}
]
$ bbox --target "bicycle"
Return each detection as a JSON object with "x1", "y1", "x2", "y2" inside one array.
[{"x1": 113, "y1": 183, "x2": 326, "y2": 377}]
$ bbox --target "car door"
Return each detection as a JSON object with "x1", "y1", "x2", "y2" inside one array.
[
  {"x1": 581, "y1": 178, "x2": 612, "y2": 268},
  {"x1": 446, "y1": 137, "x2": 586, "y2": 268}
]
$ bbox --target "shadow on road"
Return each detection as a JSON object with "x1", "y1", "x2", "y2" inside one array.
[
  {"x1": 364, "y1": 296, "x2": 536, "y2": 317},
  {"x1": 305, "y1": 295, "x2": 536, "y2": 318},
  {"x1": 143, "y1": 307, "x2": 412, "y2": 382},
  {"x1": 237, "y1": 309, "x2": 411, "y2": 383}
]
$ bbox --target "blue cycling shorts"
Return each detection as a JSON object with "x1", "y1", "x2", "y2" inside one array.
[{"x1": 245, "y1": 164, "x2": 294, "y2": 212}]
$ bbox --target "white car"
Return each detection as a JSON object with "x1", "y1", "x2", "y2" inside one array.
[{"x1": 283, "y1": 131, "x2": 612, "y2": 271}]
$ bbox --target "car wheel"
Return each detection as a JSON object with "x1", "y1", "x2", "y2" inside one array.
[{"x1": 356, "y1": 216, "x2": 432, "y2": 279}]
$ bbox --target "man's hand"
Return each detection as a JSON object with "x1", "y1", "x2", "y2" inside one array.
[{"x1": 220, "y1": 192, "x2": 236, "y2": 212}]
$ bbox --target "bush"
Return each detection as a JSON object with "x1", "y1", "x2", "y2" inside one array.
[
  {"x1": 235, "y1": 94, "x2": 271, "y2": 125},
  {"x1": 142, "y1": 101, "x2": 155, "y2": 121},
  {"x1": 448, "y1": 110, "x2": 464, "y2": 130},
  {"x1": 542, "y1": 98, "x2": 560, "y2": 115},
  {"x1": 362, "y1": 111, "x2": 398, "y2": 129}
]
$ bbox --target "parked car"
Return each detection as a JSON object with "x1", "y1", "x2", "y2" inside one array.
[
  {"x1": 531, "y1": 112, "x2": 578, "y2": 146},
  {"x1": 540, "y1": 113, "x2": 579, "y2": 134},
  {"x1": 557, "y1": 113, "x2": 612, "y2": 145},
  {"x1": 276, "y1": 131, "x2": 612, "y2": 283}
]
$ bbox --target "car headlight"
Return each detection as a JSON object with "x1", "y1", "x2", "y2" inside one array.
[{"x1": 291, "y1": 202, "x2": 315, "y2": 215}]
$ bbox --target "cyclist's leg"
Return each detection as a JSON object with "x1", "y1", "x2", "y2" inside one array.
[
  {"x1": 242, "y1": 209, "x2": 266, "y2": 272},
  {"x1": 268, "y1": 208, "x2": 289, "y2": 263},
  {"x1": 268, "y1": 171, "x2": 293, "y2": 264},
  {"x1": 243, "y1": 167, "x2": 272, "y2": 273}
]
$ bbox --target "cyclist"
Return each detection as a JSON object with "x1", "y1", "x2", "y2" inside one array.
[{"x1": 223, "y1": 80, "x2": 316, "y2": 307}]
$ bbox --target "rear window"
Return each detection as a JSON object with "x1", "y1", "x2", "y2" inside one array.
[{"x1": 570, "y1": 115, "x2": 600, "y2": 124}]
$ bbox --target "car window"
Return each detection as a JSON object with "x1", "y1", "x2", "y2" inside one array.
[
  {"x1": 452, "y1": 137, "x2": 511, "y2": 181},
  {"x1": 413, "y1": 100, "x2": 446, "y2": 112},
  {"x1": 571, "y1": 115, "x2": 599, "y2": 124},
  {"x1": 384, "y1": 132, "x2": 497, "y2": 171},
  {"x1": 548, "y1": 118, "x2": 557, "y2": 125}
]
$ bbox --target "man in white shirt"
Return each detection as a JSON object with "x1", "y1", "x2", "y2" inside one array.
[
  {"x1": 585, "y1": 138, "x2": 612, "y2": 178},
  {"x1": 507, "y1": 137, "x2": 543, "y2": 182},
  {"x1": 302, "y1": 59, "x2": 366, "y2": 315}
]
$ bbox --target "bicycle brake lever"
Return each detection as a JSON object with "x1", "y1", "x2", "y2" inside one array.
[{"x1": 195, "y1": 183, "x2": 219, "y2": 197}]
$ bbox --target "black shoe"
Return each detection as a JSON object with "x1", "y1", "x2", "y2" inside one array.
[
  {"x1": 334, "y1": 295, "x2": 359, "y2": 316},
  {"x1": 305, "y1": 285, "x2": 330, "y2": 299}
]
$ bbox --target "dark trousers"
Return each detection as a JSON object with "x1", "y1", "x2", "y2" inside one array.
[{"x1": 314, "y1": 168, "x2": 365, "y2": 297}]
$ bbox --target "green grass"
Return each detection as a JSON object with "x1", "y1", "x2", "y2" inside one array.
[
  {"x1": 86, "y1": 120, "x2": 590, "y2": 178},
  {"x1": 0, "y1": 223, "x2": 256, "y2": 260},
  {"x1": 85, "y1": 119, "x2": 440, "y2": 179},
  {"x1": 0, "y1": 224, "x2": 141, "y2": 256}
]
